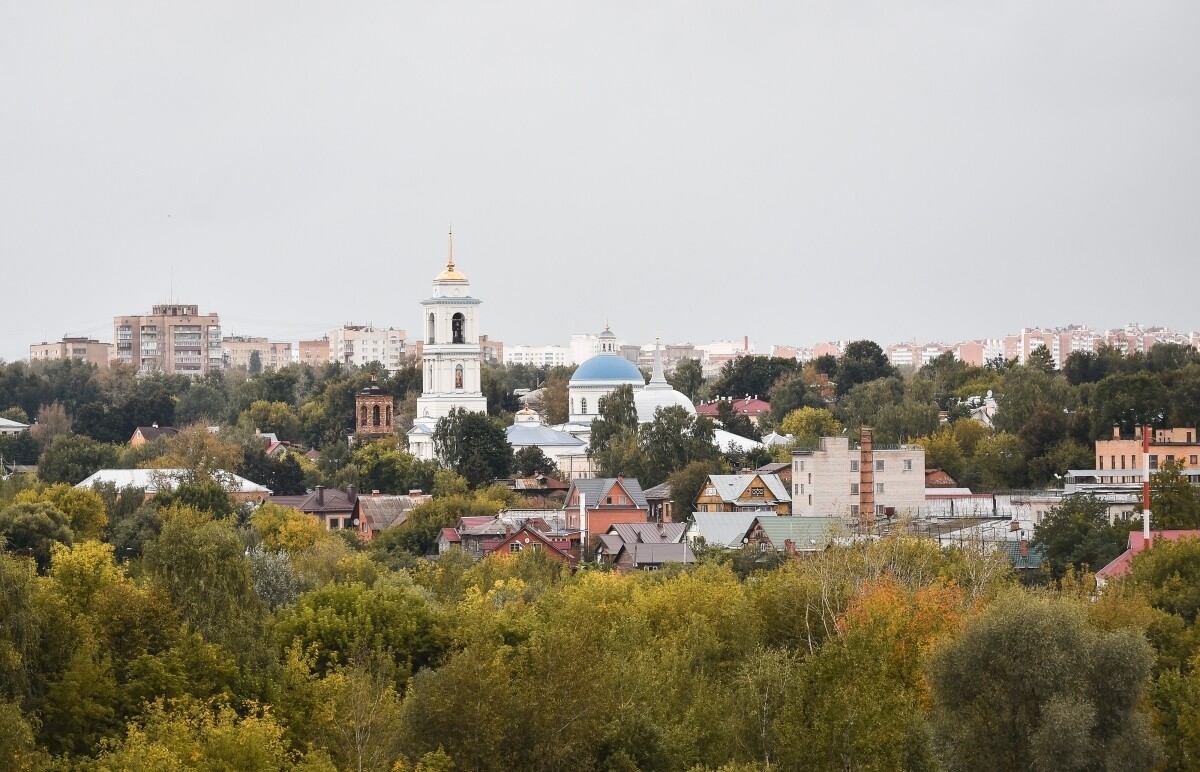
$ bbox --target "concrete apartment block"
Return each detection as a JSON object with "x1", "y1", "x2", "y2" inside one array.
[
  {"x1": 791, "y1": 435, "x2": 926, "y2": 522},
  {"x1": 29, "y1": 336, "x2": 113, "y2": 369},
  {"x1": 113, "y1": 304, "x2": 223, "y2": 375}
]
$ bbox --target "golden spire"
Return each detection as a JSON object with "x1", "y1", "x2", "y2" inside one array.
[{"x1": 435, "y1": 224, "x2": 467, "y2": 282}]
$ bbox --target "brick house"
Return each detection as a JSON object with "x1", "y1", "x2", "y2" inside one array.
[{"x1": 563, "y1": 478, "x2": 650, "y2": 545}]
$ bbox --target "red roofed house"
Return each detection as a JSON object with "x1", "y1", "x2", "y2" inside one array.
[
  {"x1": 696, "y1": 397, "x2": 772, "y2": 426},
  {"x1": 484, "y1": 523, "x2": 577, "y2": 566},
  {"x1": 563, "y1": 478, "x2": 649, "y2": 548},
  {"x1": 436, "y1": 527, "x2": 462, "y2": 554},
  {"x1": 1095, "y1": 529, "x2": 1200, "y2": 585}
]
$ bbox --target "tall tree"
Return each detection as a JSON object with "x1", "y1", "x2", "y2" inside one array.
[
  {"x1": 1033, "y1": 495, "x2": 1127, "y2": 579},
  {"x1": 431, "y1": 408, "x2": 513, "y2": 489},
  {"x1": 929, "y1": 593, "x2": 1159, "y2": 772},
  {"x1": 834, "y1": 340, "x2": 896, "y2": 396}
]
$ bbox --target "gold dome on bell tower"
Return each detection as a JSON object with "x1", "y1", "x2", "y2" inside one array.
[{"x1": 434, "y1": 226, "x2": 467, "y2": 282}]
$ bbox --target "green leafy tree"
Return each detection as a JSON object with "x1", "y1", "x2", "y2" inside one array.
[
  {"x1": 589, "y1": 426, "x2": 647, "y2": 480},
  {"x1": 1136, "y1": 460, "x2": 1200, "y2": 529},
  {"x1": 513, "y1": 446, "x2": 558, "y2": 478},
  {"x1": 917, "y1": 429, "x2": 967, "y2": 485},
  {"x1": 142, "y1": 506, "x2": 269, "y2": 669},
  {"x1": 715, "y1": 400, "x2": 760, "y2": 441},
  {"x1": 928, "y1": 592, "x2": 1159, "y2": 772},
  {"x1": 710, "y1": 356, "x2": 801, "y2": 401},
  {"x1": 274, "y1": 581, "x2": 445, "y2": 683},
  {"x1": 175, "y1": 382, "x2": 228, "y2": 425},
  {"x1": 1091, "y1": 371, "x2": 1170, "y2": 438},
  {"x1": 432, "y1": 408, "x2": 514, "y2": 489},
  {"x1": 834, "y1": 340, "x2": 896, "y2": 396},
  {"x1": 667, "y1": 459, "x2": 724, "y2": 523},
  {"x1": 589, "y1": 384, "x2": 639, "y2": 451},
  {"x1": 640, "y1": 407, "x2": 719, "y2": 488},
  {"x1": 973, "y1": 432, "x2": 1026, "y2": 489},
  {"x1": 237, "y1": 400, "x2": 301, "y2": 441},
  {"x1": 837, "y1": 376, "x2": 904, "y2": 432},
  {"x1": 37, "y1": 435, "x2": 119, "y2": 485},
  {"x1": 1033, "y1": 495, "x2": 1128, "y2": 579},
  {"x1": 778, "y1": 407, "x2": 841, "y2": 447},
  {"x1": 0, "y1": 502, "x2": 72, "y2": 571},
  {"x1": 667, "y1": 357, "x2": 704, "y2": 402}
]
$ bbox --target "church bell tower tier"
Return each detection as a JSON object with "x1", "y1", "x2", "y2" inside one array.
[{"x1": 413, "y1": 230, "x2": 488, "y2": 423}]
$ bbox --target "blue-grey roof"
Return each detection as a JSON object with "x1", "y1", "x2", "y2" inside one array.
[
  {"x1": 506, "y1": 423, "x2": 586, "y2": 448},
  {"x1": 566, "y1": 478, "x2": 649, "y2": 509},
  {"x1": 570, "y1": 354, "x2": 644, "y2": 384},
  {"x1": 618, "y1": 542, "x2": 695, "y2": 566},
  {"x1": 688, "y1": 512, "x2": 767, "y2": 548}
]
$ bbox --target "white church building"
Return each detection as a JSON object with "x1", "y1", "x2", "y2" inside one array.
[{"x1": 407, "y1": 234, "x2": 489, "y2": 461}]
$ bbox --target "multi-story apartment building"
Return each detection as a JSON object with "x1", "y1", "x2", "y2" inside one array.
[
  {"x1": 885, "y1": 342, "x2": 951, "y2": 370},
  {"x1": 113, "y1": 304, "x2": 223, "y2": 375},
  {"x1": 222, "y1": 336, "x2": 292, "y2": 372},
  {"x1": 29, "y1": 336, "x2": 113, "y2": 369},
  {"x1": 298, "y1": 338, "x2": 331, "y2": 369},
  {"x1": 505, "y1": 344, "x2": 571, "y2": 368},
  {"x1": 1094, "y1": 426, "x2": 1200, "y2": 483},
  {"x1": 327, "y1": 325, "x2": 407, "y2": 373},
  {"x1": 697, "y1": 337, "x2": 754, "y2": 376},
  {"x1": 791, "y1": 433, "x2": 925, "y2": 522},
  {"x1": 1002, "y1": 325, "x2": 1095, "y2": 369}
]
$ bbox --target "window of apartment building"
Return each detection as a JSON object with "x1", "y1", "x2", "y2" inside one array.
[
  {"x1": 1099, "y1": 456, "x2": 1104, "y2": 470},
  {"x1": 1150, "y1": 455, "x2": 1159, "y2": 470},
  {"x1": 808, "y1": 494, "x2": 812, "y2": 506},
  {"x1": 1121, "y1": 455, "x2": 1126, "y2": 469},
  {"x1": 750, "y1": 487, "x2": 765, "y2": 497},
  {"x1": 876, "y1": 460, "x2": 885, "y2": 471},
  {"x1": 876, "y1": 483, "x2": 885, "y2": 494},
  {"x1": 1189, "y1": 432, "x2": 1194, "y2": 443},
  {"x1": 798, "y1": 460, "x2": 805, "y2": 471},
  {"x1": 1167, "y1": 454, "x2": 1176, "y2": 465},
  {"x1": 876, "y1": 504, "x2": 886, "y2": 516},
  {"x1": 903, "y1": 459, "x2": 913, "y2": 471},
  {"x1": 850, "y1": 460, "x2": 859, "y2": 471},
  {"x1": 1191, "y1": 455, "x2": 1198, "y2": 466},
  {"x1": 1112, "y1": 456, "x2": 1116, "y2": 470},
  {"x1": 850, "y1": 483, "x2": 859, "y2": 495},
  {"x1": 808, "y1": 473, "x2": 811, "y2": 484},
  {"x1": 850, "y1": 505, "x2": 859, "y2": 517}
]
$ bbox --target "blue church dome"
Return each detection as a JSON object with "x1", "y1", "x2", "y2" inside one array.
[{"x1": 570, "y1": 354, "x2": 644, "y2": 383}]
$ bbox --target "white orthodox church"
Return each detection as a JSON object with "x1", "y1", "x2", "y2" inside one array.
[
  {"x1": 407, "y1": 234, "x2": 489, "y2": 461},
  {"x1": 404, "y1": 235, "x2": 762, "y2": 469}
]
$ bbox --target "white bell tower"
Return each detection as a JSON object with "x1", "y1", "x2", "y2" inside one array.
[{"x1": 409, "y1": 230, "x2": 488, "y2": 458}]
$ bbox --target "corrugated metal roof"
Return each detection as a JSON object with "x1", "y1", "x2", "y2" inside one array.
[
  {"x1": 607, "y1": 522, "x2": 686, "y2": 544},
  {"x1": 620, "y1": 542, "x2": 696, "y2": 566},
  {"x1": 688, "y1": 512, "x2": 767, "y2": 548},
  {"x1": 78, "y1": 468, "x2": 271, "y2": 495},
  {"x1": 506, "y1": 423, "x2": 586, "y2": 447},
  {"x1": 755, "y1": 516, "x2": 842, "y2": 551},
  {"x1": 705, "y1": 474, "x2": 790, "y2": 504}
]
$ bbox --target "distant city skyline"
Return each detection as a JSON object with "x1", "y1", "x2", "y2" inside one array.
[{"x1": 4, "y1": 3, "x2": 1199, "y2": 363}]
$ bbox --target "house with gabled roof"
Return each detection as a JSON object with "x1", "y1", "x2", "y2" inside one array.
[
  {"x1": 1095, "y1": 529, "x2": 1200, "y2": 585},
  {"x1": 611, "y1": 542, "x2": 695, "y2": 572},
  {"x1": 694, "y1": 473, "x2": 791, "y2": 514},
  {"x1": 688, "y1": 512, "x2": 776, "y2": 549},
  {"x1": 562, "y1": 477, "x2": 649, "y2": 545},
  {"x1": 130, "y1": 424, "x2": 180, "y2": 446},
  {"x1": 355, "y1": 489, "x2": 432, "y2": 542},
  {"x1": 596, "y1": 522, "x2": 686, "y2": 566},
  {"x1": 484, "y1": 522, "x2": 577, "y2": 566}
]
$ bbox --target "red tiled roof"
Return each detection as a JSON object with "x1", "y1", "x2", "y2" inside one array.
[
  {"x1": 1096, "y1": 530, "x2": 1200, "y2": 579},
  {"x1": 695, "y1": 397, "x2": 771, "y2": 418}
]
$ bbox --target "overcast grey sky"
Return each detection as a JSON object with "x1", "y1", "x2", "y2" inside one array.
[{"x1": 2, "y1": 1, "x2": 1198, "y2": 362}]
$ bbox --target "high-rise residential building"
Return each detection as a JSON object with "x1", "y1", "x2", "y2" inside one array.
[
  {"x1": 327, "y1": 325, "x2": 407, "y2": 373},
  {"x1": 113, "y1": 304, "x2": 223, "y2": 375},
  {"x1": 29, "y1": 336, "x2": 114, "y2": 369},
  {"x1": 222, "y1": 336, "x2": 292, "y2": 373},
  {"x1": 479, "y1": 335, "x2": 504, "y2": 365}
]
